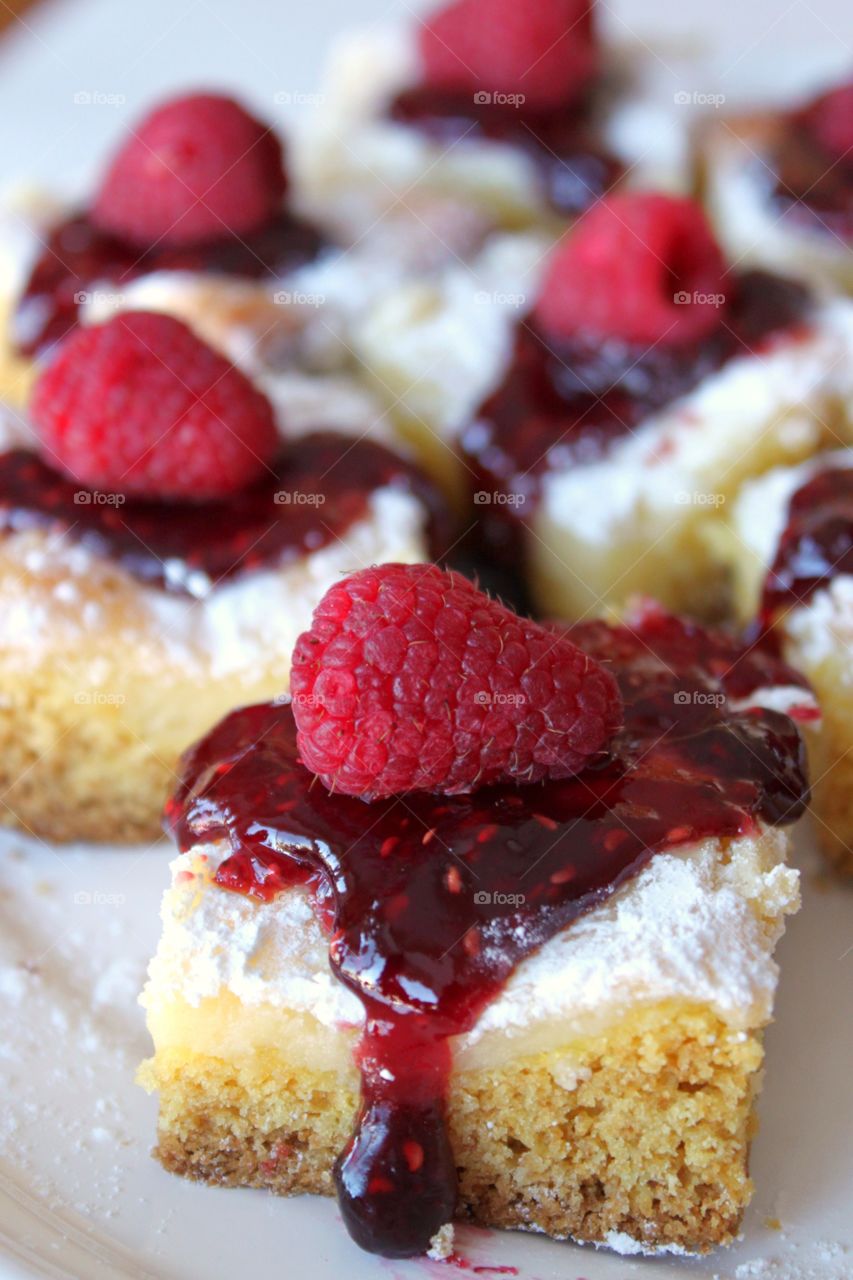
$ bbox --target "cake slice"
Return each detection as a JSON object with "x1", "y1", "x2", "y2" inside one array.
[
  {"x1": 701, "y1": 77, "x2": 853, "y2": 295},
  {"x1": 296, "y1": 0, "x2": 693, "y2": 240},
  {"x1": 357, "y1": 190, "x2": 853, "y2": 617},
  {"x1": 140, "y1": 576, "x2": 813, "y2": 1259},
  {"x1": 0, "y1": 317, "x2": 442, "y2": 844},
  {"x1": 716, "y1": 451, "x2": 853, "y2": 873}
]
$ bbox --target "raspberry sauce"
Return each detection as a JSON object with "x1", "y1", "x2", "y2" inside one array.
[
  {"x1": 166, "y1": 606, "x2": 810, "y2": 1258},
  {"x1": 12, "y1": 210, "x2": 327, "y2": 358},
  {"x1": 761, "y1": 464, "x2": 853, "y2": 623},
  {"x1": 463, "y1": 270, "x2": 812, "y2": 561},
  {"x1": 768, "y1": 115, "x2": 853, "y2": 243},
  {"x1": 0, "y1": 434, "x2": 444, "y2": 595},
  {"x1": 387, "y1": 87, "x2": 621, "y2": 218}
]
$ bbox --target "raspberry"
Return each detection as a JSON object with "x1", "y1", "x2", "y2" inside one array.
[
  {"x1": 533, "y1": 192, "x2": 728, "y2": 346},
  {"x1": 92, "y1": 92, "x2": 287, "y2": 249},
  {"x1": 418, "y1": 0, "x2": 598, "y2": 112},
  {"x1": 291, "y1": 564, "x2": 622, "y2": 798},
  {"x1": 30, "y1": 312, "x2": 278, "y2": 499},
  {"x1": 800, "y1": 80, "x2": 853, "y2": 164}
]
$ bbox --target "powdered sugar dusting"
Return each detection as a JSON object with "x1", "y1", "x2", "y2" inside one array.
[{"x1": 143, "y1": 823, "x2": 799, "y2": 1054}]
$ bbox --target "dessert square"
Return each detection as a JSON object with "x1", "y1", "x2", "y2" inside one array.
[
  {"x1": 717, "y1": 451, "x2": 853, "y2": 873},
  {"x1": 0, "y1": 424, "x2": 438, "y2": 844},
  {"x1": 0, "y1": 92, "x2": 502, "y2": 430},
  {"x1": 357, "y1": 191, "x2": 853, "y2": 619},
  {"x1": 701, "y1": 78, "x2": 853, "y2": 295},
  {"x1": 0, "y1": 91, "x2": 458, "y2": 846},
  {"x1": 296, "y1": 1, "x2": 693, "y2": 240},
  {"x1": 140, "y1": 596, "x2": 813, "y2": 1259}
]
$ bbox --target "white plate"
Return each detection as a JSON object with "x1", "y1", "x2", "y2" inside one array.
[{"x1": 0, "y1": 1, "x2": 852, "y2": 1276}]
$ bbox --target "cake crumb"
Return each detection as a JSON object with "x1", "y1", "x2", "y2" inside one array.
[{"x1": 427, "y1": 1223, "x2": 455, "y2": 1260}]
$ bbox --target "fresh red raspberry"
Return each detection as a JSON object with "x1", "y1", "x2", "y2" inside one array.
[
  {"x1": 533, "y1": 192, "x2": 728, "y2": 346},
  {"x1": 30, "y1": 312, "x2": 278, "y2": 499},
  {"x1": 92, "y1": 92, "x2": 287, "y2": 249},
  {"x1": 800, "y1": 81, "x2": 853, "y2": 164},
  {"x1": 291, "y1": 564, "x2": 622, "y2": 799},
  {"x1": 418, "y1": 0, "x2": 598, "y2": 112}
]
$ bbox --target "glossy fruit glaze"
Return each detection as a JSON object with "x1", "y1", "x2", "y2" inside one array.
[
  {"x1": 0, "y1": 434, "x2": 444, "y2": 595},
  {"x1": 462, "y1": 270, "x2": 812, "y2": 561},
  {"x1": 769, "y1": 115, "x2": 853, "y2": 243},
  {"x1": 166, "y1": 605, "x2": 811, "y2": 1258},
  {"x1": 12, "y1": 210, "x2": 327, "y2": 357},
  {"x1": 762, "y1": 464, "x2": 853, "y2": 623},
  {"x1": 387, "y1": 86, "x2": 621, "y2": 217}
]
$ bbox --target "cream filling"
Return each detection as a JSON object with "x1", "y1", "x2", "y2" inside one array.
[
  {"x1": 783, "y1": 576, "x2": 853, "y2": 684},
  {"x1": 142, "y1": 821, "x2": 800, "y2": 1073}
]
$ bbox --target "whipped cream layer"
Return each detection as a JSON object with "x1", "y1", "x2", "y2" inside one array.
[
  {"x1": 0, "y1": 486, "x2": 428, "y2": 680},
  {"x1": 143, "y1": 821, "x2": 800, "y2": 1063},
  {"x1": 730, "y1": 449, "x2": 853, "y2": 673}
]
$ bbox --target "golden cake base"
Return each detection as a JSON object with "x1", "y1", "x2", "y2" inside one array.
[{"x1": 141, "y1": 1000, "x2": 762, "y2": 1256}]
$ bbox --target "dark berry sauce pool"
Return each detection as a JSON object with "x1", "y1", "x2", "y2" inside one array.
[
  {"x1": 762, "y1": 464, "x2": 853, "y2": 623},
  {"x1": 0, "y1": 434, "x2": 444, "y2": 595},
  {"x1": 387, "y1": 86, "x2": 622, "y2": 218},
  {"x1": 166, "y1": 606, "x2": 811, "y2": 1257},
  {"x1": 768, "y1": 116, "x2": 853, "y2": 244},
  {"x1": 463, "y1": 270, "x2": 812, "y2": 563},
  {"x1": 12, "y1": 209, "x2": 327, "y2": 357}
]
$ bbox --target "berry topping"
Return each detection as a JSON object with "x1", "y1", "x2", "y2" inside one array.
[
  {"x1": 418, "y1": 0, "x2": 598, "y2": 112},
  {"x1": 92, "y1": 92, "x2": 287, "y2": 249},
  {"x1": 29, "y1": 311, "x2": 278, "y2": 500},
  {"x1": 291, "y1": 563, "x2": 622, "y2": 798},
  {"x1": 533, "y1": 192, "x2": 728, "y2": 346},
  {"x1": 799, "y1": 80, "x2": 853, "y2": 166}
]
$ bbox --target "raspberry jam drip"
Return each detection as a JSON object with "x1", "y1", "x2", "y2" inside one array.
[
  {"x1": 13, "y1": 210, "x2": 327, "y2": 357},
  {"x1": 769, "y1": 117, "x2": 853, "y2": 243},
  {"x1": 462, "y1": 270, "x2": 812, "y2": 560},
  {"x1": 762, "y1": 465, "x2": 853, "y2": 623},
  {"x1": 166, "y1": 608, "x2": 810, "y2": 1258},
  {"x1": 387, "y1": 87, "x2": 621, "y2": 217},
  {"x1": 0, "y1": 434, "x2": 442, "y2": 595}
]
